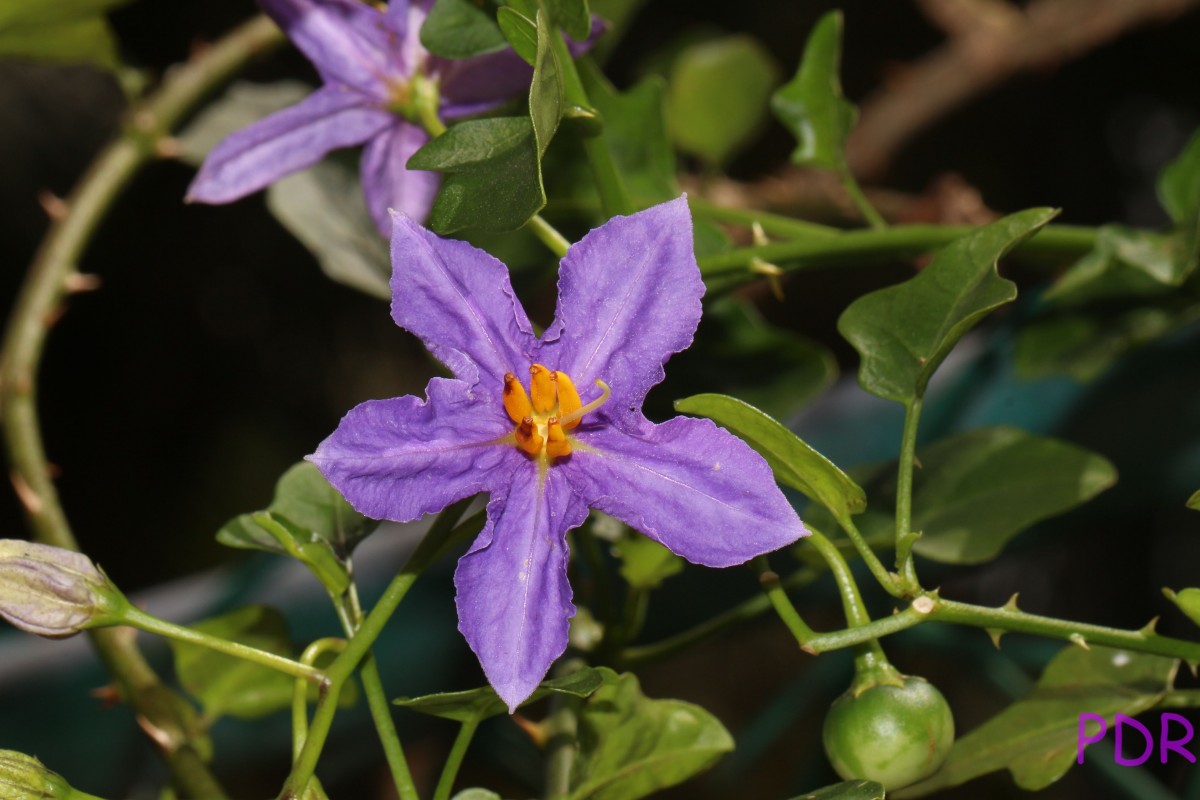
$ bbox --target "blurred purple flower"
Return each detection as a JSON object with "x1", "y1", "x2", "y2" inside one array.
[
  {"x1": 187, "y1": 0, "x2": 547, "y2": 234},
  {"x1": 309, "y1": 197, "x2": 808, "y2": 710}
]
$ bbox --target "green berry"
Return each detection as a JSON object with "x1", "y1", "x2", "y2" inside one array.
[{"x1": 822, "y1": 674, "x2": 955, "y2": 789}]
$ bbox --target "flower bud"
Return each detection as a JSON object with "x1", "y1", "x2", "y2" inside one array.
[
  {"x1": 0, "y1": 540, "x2": 126, "y2": 638},
  {"x1": 0, "y1": 750, "x2": 82, "y2": 799}
]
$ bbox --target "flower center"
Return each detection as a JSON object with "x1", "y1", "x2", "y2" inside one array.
[{"x1": 502, "y1": 364, "x2": 610, "y2": 460}]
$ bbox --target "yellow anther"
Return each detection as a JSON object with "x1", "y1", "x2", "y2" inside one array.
[
  {"x1": 529, "y1": 364, "x2": 556, "y2": 414},
  {"x1": 503, "y1": 372, "x2": 533, "y2": 424},
  {"x1": 545, "y1": 418, "x2": 571, "y2": 459},
  {"x1": 515, "y1": 416, "x2": 543, "y2": 456},
  {"x1": 553, "y1": 371, "x2": 582, "y2": 430},
  {"x1": 557, "y1": 380, "x2": 611, "y2": 427}
]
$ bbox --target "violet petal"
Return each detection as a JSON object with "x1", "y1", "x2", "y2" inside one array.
[
  {"x1": 562, "y1": 415, "x2": 808, "y2": 567},
  {"x1": 186, "y1": 85, "x2": 391, "y2": 204},
  {"x1": 361, "y1": 122, "x2": 439, "y2": 234},
  {"x1": 389, "y1": 214, "x2": 537, "y2": 390},
  {"x1": 455, "y1": 462, "x2": 587, "y2": 712},
  {"x1": 259, "y1": 0, "x2": 397, "y2": 95},
  {"x1": 538, "y1": 197, "x2": 703, "y2": 430},
  {"x1": 308, "y1": 378, "x2": 518, "y2": 522}
]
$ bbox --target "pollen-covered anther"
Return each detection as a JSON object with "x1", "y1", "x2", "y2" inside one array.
[
  {"x1": 545, "y1": 418, "x2": 571, "y2": 459},
  {"x1": 503, "y1": 372, "x2": 533, "y2": 423},
  {"x1": 552, "y1": 371, "x2": 582, "y2": 430},
  {"x1": 515, "y1": 416, "x2": 543, "y2": 456},
  {"x1": 529, "y1": 364, "x2": 556, "y2": 414}
]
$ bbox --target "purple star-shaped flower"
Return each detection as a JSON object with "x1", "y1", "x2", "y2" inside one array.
[
  {"x1": 310, "y1": 197, "x2": 808, "y2": 710},
  {"x1": 186, "y1": 0, "x2": 542, "y2": 234}
]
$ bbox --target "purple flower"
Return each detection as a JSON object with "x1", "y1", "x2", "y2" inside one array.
[
  {"x1": 186, "y1": 0, "x2": 543, "y2": 234},
  {"x1": 310, "y1": 197, "x2": 808, "y2": 710}
]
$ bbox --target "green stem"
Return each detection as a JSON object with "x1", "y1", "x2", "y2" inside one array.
[
  {"x1": 696, "y1": 222, "x2": 1098, "y2": 278},
  {"x1": 803, "y1": 530, "x2": 871, "y2": 628},
  {"x1": 618, "y1": 568, "x2": 822, "y2": 668},
  {"x1": 753, "y1": 556, "x2": 817, "y2": 648},
  {"x1": 543, "y1": 659, "x2": 585, "y2": 800},
  {"x1": 834, "y1": 515, "x2": 902, "y2": 597},
  {"x1": 432, "y1": 718, "x2": 480, "y2": 800},
  {"x1": 294, "y1": 639, "x2": 348, "y2": 760},
  {"x1": 686, "y1": 196, "x2": 840, "y2": 240},
  {"x1": 122, "y1": 607, "x2": 326, "y2": 684},
  {"x1": 0, "y1": 16, "x2": 283, "y2": 799},
  {"x1": 278, "y1": 505, "x2": 483, "y2": 800},
  {"x1": 526, "y1": 214, "x2": 571, "y2": 258},
  {"x1": 837, "y1": 160, "x2": 887, "y2": 229},
  {"x1": 559, "y1": 55, "x2": 634, "y2": 217},
  {"x1": 894, "y1": 398, "x2": 923, "y2": 592}
]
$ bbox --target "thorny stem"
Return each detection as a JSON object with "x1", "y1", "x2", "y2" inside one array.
[
  {"x1": 687, "y1": 196, "x2": 840, "y2": 240},
  {"x1": 0, "y1": 15, "x2": 283, "y2": 799}
]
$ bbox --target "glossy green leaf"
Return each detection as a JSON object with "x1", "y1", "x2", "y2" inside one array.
[
  {"x1": 1163, "y1": 587, "x2": 1200, "y2": 628},
  {"x1": 178, "y1": 80, "x2": 312, "y2": 166},
  {"x1": 168, "y1": 606, "x2": 295, "y2": 721},
  {"x1": 267, "y1": 158, "x2": 392, "y2": 299},
  {"x1": 675, "y1": 393, "x2": 864, "y2": 526},
  {"x1": 420, "y1": 0, "x2": 507, "y2": 59},
  {"x1": 530, "y1": 10, "x2": 564, "y2": 157},
  {"x1": 839, "y1": 208, "x2": 1056, "y2": 404},
  {"x1": 790, "y1": 781, "x2": 886, "y2": 800},
  {"x1": 614, "y1": 534, "x2": 683, "y2": 590},
  {"x1": 894, "y1": 648, "x2": 1177, "y2": 796},
  {"x1": 804, "y1": 427, "x2": 1115, "y2": 565},
  {"x1": 394, "y1": 666, "x2": 605, "y2": 723},
  {"x1": 451, "y1": 791, "x2": 502, "y2": 800},
  {"x1": 544, "y1": 0, "x2": 591, "y2": 42},
  {"x1": 217, "y1": 462, "x2": 377, "y2": 559},
  {"x1": 568, "y1": 671, "x2": 733, "y2": 799},
  {"x1": 0, "y1": 0, "x2": 131, "y2": 69},
  {"x1": 410, "y1": 117, "x2": 545, "y2": 233},
  {"x1": 1044, "y1": 225, "x2": 1192, "y2": 305},
  {"x1": 1158, "y1": 128, "x2": 1200, "y2": 224},
  {"x1": 497, "y1": 6, "x2": 537, "y2": 65},
  {"x1": 666, "y1": 35, "x2": 780, "y2": 166},
  {"x1": 771, "y1": 11, "x2": 855, "y2": 170},
  {"x1": 669, "y1": 298, "x2": 836, "y2": 419},
  {"x1": 1013, "y1": 299, "x2": 1200, "y2": 381},
  {"x1": 1189, "y1": 489, "x2": 1200, "y2": 511}
]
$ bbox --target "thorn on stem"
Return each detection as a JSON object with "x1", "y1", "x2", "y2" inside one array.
[
  {"x1": 1069, "y1": 632, "x2": 1089, "y2": 650},
  {"x1": 9, "y1": 471, "x2": 43, "y2": 514},
  {"x1": 64, "y1": 273, "x2": 102, "y2": 294},
  {"x1": 37, "y1": 191, "x2": 69, "y2": 221},
  {"x1": 986, "y1": 628, "x2": 1004, "y2": 649},
  {"x1": 1002, "y1": 593, "x2": 1020, "y2": 612}
]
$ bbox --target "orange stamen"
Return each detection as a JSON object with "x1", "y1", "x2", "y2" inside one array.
[
  {"x1": 515, "y1": 416, "x2": 543, "y2": 455},
  {"x1": 503, "y1": 372, "x2": 533, "y2": 423},
  {"x1": 557, "y1": 380, "x2": 611, "y2": 427},
  {"x1": 552, "y1": 371, "x2": 582, "y2": 430},
  {"x1": 545, "y1": 418, "x2": 571, "y2": 459},
  {"x1": 529, "y1": 364, "x2": 556, "y2": 414}
]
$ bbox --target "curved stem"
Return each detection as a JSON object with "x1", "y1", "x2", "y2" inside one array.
[
  {"x1": 0, "y1": 15, "x2": 282, "y2": 798},
  {"x1": 753, "y1": 556, "x2": 817, "y2": 648},
  {"x1": 837, "y1": 160, "x2": 887, "y2": 230},
  {"x1": 294, "y1": 639, "x2": 348, "y2": 761},
  {"x1": 803, "y1": 530, "x2": 871, "y2": 628},
  {"x1": 686, "y1": 196, "x2": 840, "y2": 240},
  {"x1": 432, "y1": 718, "x2": 480, "y2": 800},
  {"x1": 894, "y1": 398, "x2": 923, "y2": 593},
  {"x1": 525, "y1": 214, "x2": 571, "y2": 258},
  {"x1": 834, "y1": 515, "x2": 902, "y2": 597}
]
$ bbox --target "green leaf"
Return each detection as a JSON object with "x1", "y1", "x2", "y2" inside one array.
[
  {"x1": 666, "y1": 35, "x2": 780, "y2": 166},
  {"x1": 530, "y1": 9, "x2": 565, "y2": 157},
  {"x1": 1163, "y1": 587, "x2": 1200, "y2": 628},
  {"x1": 178, "y1": 80, "x2": 313, "y2": 167},
  {"x1": 394, "y1": 666, "x2": 606, "y2": 722},
  {"x1": 544, "y1": 0, "x2": 591, "y2": 42},
  {"x1": 419, "y1": 0, "x2": 508, "y2": 59},
  {"x1": 803, "y1": 427, "x2": 1116, "y2": 565},
  {"x1": 674, "y1": 393, "x2": 865, "y2": 526},
  {"x1": 568, "y1": 671, "x2": 733, "y2": 800},
  {"x1": 497, "y1": 6, "x2": 537, "y2": 65},
  {"x1": 894, "y1": 648, "x2": 1178, "y2": 796},
  {"x1": 790, "y1": 781, "x2": 886, "y2": 800},
  {"x1": 168, "y1": 606, "x2": 295, "y2": 721},
  {"x1": 838, "y1": 208, "x2": 1057, "y2": 404},
  {"x1": 410, "y1": 117, "x2": 545, "y2": 233},
  {"x1": 267, "y1": 158, "x2": 392, "y2": 299},
  {"x1": 451, "y1": 791, "x2": 502, "y2": 800},
  {"x1": 1158, "y1": 128, "x2": 1200, "y2": 224},
  {"x1": 1043, "y1": 225, "x2": 1194, "y2": 305},
  {"x1": 614, "y1": 534, "x2": 683, "y2": 590},
  {"x1": 771, "y1": 11, "x2": 855, "y2": 170},
  {"x1": 0, "y1": 0, "x2": 132, "y2": 70},
  {"x1": 1189, "y1": 489, "x2": 1200, "y2": 511},
  {"x1": 217, "y1": 462, "x2": 377, "y2": 558}
]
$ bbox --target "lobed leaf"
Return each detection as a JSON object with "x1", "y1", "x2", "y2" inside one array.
[
  {"x1": 409, "y1": 117, "x2": 545, "y2": 233},
  {"x1": 568, "y1": 671, "x2": 733, "y2": 800},
  {"x1": 894, "y1": 648, "x2": 1177, "y2": 796},
  {"x1": 838, "y1": 208, "x2": 1057, "y2": 404},
  {"x1": 675, "y1": 393, "x2": 864, "y2": 526},
  {"x1": 770, "y1": 11, "x2": 855, "y2": 170}
]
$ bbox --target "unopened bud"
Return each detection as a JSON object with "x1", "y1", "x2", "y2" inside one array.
[
  {"x1": 0, "y1": 540, "x2": 127, "y2": 638},
  {"x1": 0, "y1": 750, "x2": 95, "y2": 799}
]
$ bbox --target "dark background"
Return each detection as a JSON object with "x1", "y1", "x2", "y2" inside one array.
[{"x1": 2, "y1": 1, "x2": 1200, "y2": 798}]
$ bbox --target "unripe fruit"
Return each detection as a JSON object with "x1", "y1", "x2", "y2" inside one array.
[{"x1": 822, "y1": 674, "x2": 955, "y2": 789}]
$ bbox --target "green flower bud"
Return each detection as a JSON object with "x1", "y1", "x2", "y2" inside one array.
[
  {"x1": 0, "y1": 540, "x2": 127, "y2": 638},
  {"x1": 0, "y1": 750, "x2": 88, "y2": 799}
]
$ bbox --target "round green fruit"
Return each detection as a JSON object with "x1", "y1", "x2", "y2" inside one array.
[{"x1": 821, "y1": 674, "x2": 955, "y2": 789}]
